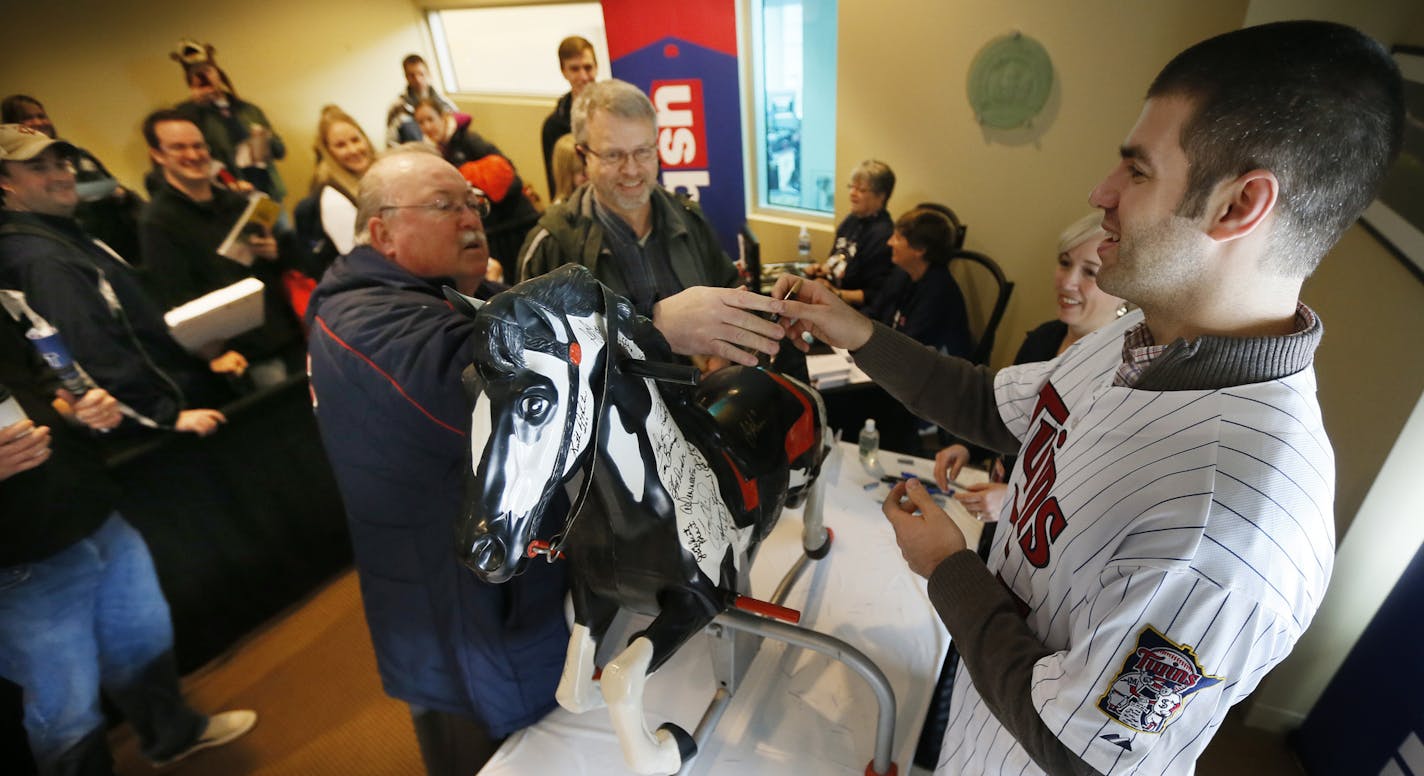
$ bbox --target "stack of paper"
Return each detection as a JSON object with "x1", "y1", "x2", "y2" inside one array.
[{"x1": 164, "y1": 277, "x2": 265, "y2": 353}]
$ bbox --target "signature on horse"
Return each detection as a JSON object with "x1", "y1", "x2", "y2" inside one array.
[{"x1": 446, "y1": 264, "x2": 829, "y2": 774}]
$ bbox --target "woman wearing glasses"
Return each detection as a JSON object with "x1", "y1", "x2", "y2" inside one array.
[
  {"x1": 804, "y1": 159, "x2": 896, "y2": 311},
  {"x1": 412, "y1": 98, "x2": 541, "y2": 269}
]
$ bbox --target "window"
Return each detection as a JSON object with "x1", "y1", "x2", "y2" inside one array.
[
  {"x1": 428, "y1": 3, "x2": 610, "y2": 97},
  {"x1": 750, "y1": 0, "x2": 838, "y2": 214}
]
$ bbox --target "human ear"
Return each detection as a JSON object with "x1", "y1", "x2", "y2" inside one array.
[
  {"x1": 1206, "y1": 169, "x2": 1277, "y2": 243},
  {"x1": 368, "y1": 216, "x2": 393, "y2": 253}
]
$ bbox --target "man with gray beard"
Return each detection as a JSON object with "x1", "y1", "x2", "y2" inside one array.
[{"x1": 306, "y1": 148, "x2": 788, "y2": 774}]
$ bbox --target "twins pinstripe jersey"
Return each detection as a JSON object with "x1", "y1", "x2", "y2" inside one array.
[{"x1": 937, "y1": 310, "x2": 1335, "y2": 775}]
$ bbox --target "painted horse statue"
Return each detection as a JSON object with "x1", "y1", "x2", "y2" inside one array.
[{"x1": 446, "y1": 264, "x2": 829, "y2": 774}]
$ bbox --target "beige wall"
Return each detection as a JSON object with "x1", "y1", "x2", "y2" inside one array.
[
  {"x1": 4, "y1": 0, "x2": 428, "y2": 207},
  {"x1": 757, "y1": 0, "x2": 1250, "y2": 373}
]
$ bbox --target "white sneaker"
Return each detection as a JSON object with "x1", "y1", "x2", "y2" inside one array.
[{"x1": 151, "y1": 709, "x2": 258, "y2": 767}]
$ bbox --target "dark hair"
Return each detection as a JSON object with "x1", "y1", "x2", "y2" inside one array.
[
  {"x1": 402, "y1": 54, "x2": 427, "y2": 70},
  {"x1": 142, "y1": 109, "x2": 196, "y2": 149},
  {"x1": 1, "y1": 94, "x2": 43, "y2": 123},
  {"x1": 557, "y1": 36, "x2": 596, "y2": 66},
  {"x1": 1149, "y1": 20, "x2": 1404, "y2": 276},
  {"x1": 894, "y1": 208, "x2": 957, "y2": 267},
  {"x1": 414, "y1": 96, "x2": 450, "y2": 117}
]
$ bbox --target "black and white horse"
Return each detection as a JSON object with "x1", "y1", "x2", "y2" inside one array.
[{"x1": 447, "y1": 265, "x2": 828, "y2": 774}]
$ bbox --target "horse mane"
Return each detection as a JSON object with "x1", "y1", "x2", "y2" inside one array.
[{"x1": 473, "y1": 264, "x2": 640, "y2": 374}]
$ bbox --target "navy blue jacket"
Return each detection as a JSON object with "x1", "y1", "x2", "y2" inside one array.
[
  {"x1": 832, "y1": 210, "x2": 894, "y2": 308},
  {"x1": 306, "y1": 246, "x2": 567, "y2": 733},
  {"x1": 869, "y1": 263, "x2": 973, "y2": 358}
]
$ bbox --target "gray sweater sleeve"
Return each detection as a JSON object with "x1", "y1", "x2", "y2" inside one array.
[
  {"x1": 928, "y1": 553, "x2": 1102, "y2": 775},
  {"x1": 850, "y1": 321, "x2": 1021, "y2": 455}
]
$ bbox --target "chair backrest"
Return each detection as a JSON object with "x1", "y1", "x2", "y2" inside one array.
[
  {"x1": 947, "y1": 249, "x2": 1013, "y2": 365},
  {"x1": 913, "y1": 202, "x2": 967, "y2": 250}
]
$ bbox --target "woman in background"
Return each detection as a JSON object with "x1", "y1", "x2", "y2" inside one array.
[
  {"x1": 309, "y1": 105, "x2": 375, "y2": 259},
  {"x1": 549, "y1": 133, "x2": 587, "y2": 204},
  {"x1": 936, "y1": 212, "x2": 1128, "y2": 520},
  {"x1": 805, "y1": 159, "x2": 896, "y2": 310},
  {"x1": 413, "y1": 97, "x2": 540, "y2": 268},
  {"x1": 864, "y1": 207, "x2": 973, "y2": 358}
]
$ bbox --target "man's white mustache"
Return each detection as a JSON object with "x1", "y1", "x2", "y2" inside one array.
[{"x1": 460, "y1": 230, "x2": 488, "y2": 250}]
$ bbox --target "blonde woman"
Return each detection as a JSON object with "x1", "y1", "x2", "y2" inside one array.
[
  {"x1": 936, "y1": 213, "x2": 1128, "y2": 520},
  {"x1": 309, "y1": 105, "x2": 375, "y2": 257},
  {"x1": 549, "y1": 133, "x2": 587, "y2": 204}
]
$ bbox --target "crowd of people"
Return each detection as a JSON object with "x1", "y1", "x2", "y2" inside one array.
[{"x1": 0, "y1": 18, "x2": 1406, "y2": 776}]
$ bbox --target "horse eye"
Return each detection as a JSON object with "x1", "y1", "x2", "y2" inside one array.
[{"x1": 520, "y1": 395, "x2": 550, "y2": 422}]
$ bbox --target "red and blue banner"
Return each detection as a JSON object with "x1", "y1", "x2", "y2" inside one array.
[{"x1": 602, "y1": 0, "x2": 746, "y2": 259}]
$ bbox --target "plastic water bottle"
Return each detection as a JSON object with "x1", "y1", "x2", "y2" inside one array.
[
  {"x1": 0, "y1": 384, "x2": 28, "y2": 430},
  {"x1": 24, "y1": 323, "x2": 91, "y2": 396},
  {"x1": 858, "y1": 418, "x2": 881, "y2": 474},
  {"x1": 797, "y1": 225, "x2": 812, "y2": 261}
]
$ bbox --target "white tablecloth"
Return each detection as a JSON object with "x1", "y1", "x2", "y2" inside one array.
[{"x1": 479, "y1": 443, "x2": 987, "y2": 775}]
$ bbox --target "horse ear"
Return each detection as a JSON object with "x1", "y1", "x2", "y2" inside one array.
[{"x1": 442, "y1": 286, "x2": 486, "y2": 318}]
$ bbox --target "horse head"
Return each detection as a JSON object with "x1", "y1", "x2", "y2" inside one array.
[{"x1": 447, "y1": 264, "x2": 623, "y2": 583}]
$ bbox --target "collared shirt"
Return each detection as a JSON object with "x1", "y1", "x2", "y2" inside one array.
[
  {"x1": 590, "y1": 195, "x2": 680, "y2": 316},
  {"x1": 1113, "y1": 303, "x2": 1318, "y2": 387}
]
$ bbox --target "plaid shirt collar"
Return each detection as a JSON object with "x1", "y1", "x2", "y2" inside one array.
[{"x1": 1113, "y1": 303, "x2": 1317, "y2": 388}]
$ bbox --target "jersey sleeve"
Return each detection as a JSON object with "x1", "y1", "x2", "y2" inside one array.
[{"x1": 1031, "y1": 562, "x2": 1301, "y2": 773}]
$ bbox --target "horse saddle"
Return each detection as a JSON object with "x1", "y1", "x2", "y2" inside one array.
[{"x1": 690, "y1": 366, "x2": 813, "y2": 479}]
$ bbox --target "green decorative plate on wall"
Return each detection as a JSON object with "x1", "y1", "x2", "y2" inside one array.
[{"x1": 967, "y1": 32, "x2": 1054, "y2": 129}]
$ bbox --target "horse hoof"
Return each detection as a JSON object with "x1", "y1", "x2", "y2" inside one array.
[{"x1": 657, "y1": 722, "x2": 697, "y2": 763}]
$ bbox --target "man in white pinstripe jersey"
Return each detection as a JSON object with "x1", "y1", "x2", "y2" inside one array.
[{"x1": 773, "y1": 21, "x2": 1404, "y2": 775}]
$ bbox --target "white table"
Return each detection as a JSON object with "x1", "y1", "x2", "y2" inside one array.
[{"x1": 479, "y1": 444, "x2": 988, "y2": 775}]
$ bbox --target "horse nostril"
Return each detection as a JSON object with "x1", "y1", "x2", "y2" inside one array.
[{"x1": 470, "y1": 535, "x2": 506, "y2": 573}]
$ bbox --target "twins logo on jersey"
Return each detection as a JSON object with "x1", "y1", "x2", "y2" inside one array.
[
  {"x1": 1098, "y1": 626, "x2": 1223, "y2": 734},
  {"x1": 1005, "y1": 381, "x2": 1070, "y2": 567}
]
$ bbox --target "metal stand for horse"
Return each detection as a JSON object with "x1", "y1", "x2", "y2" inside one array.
[{"x1": 676, "y1": 472, "x2": 901, "y2": 776}]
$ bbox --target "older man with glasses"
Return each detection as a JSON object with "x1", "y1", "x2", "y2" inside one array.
[{"x1": 307, "y1": 146, "x2": 788, "y2": 775}]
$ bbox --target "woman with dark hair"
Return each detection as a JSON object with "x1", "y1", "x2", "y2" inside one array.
[
  {"x1": 412, "y1": 97, "x2": 540, "y2": 268},
  {"x1": 865, "y1": 207, "x2": 973, "y2": 357}
]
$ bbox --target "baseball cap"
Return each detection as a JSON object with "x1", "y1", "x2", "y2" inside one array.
[{"x1": 0, "y1": 124, "x2": 76, "y2": 162}]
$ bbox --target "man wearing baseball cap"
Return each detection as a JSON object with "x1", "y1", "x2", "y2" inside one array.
[
  {"x1": 0, "y1": 123, "x2": 232, "y2": 436},
  {"x1": 0, "y1": 122, "x2": 258, "y2": 774}
]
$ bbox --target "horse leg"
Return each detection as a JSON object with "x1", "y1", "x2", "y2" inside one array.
[
  {"x1": 557, "y1": 584, "x2": 619, "y2": 713},
  {"x1": 601, "y1": 590, "x2": 715, "y2": 775}
]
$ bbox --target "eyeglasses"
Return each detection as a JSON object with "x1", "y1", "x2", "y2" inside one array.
[
  {"x1": 581, "y1": 144, "x2": 657, "y2": 167},
  {"x1": 381, "y1": 192, "x2": 490, "y2": 219},
  {"x1": 847, "y1": 183, "x2": 877, "y2": 194}
]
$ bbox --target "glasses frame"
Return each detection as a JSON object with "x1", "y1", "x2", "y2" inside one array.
[
  {"x1": 580, "y1": 143, "x2": 658, "y2": 168},
  {"x1": 380, "y1": 192, "x2": 490, "y2": 220}
]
